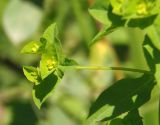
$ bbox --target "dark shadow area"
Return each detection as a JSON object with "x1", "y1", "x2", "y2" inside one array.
[
  {"x1": 8, "y1": 100, "x2": 38, "y2": 125},
  {"x1": 33, "y1": 73, "x2": 58, "y2": 102}
]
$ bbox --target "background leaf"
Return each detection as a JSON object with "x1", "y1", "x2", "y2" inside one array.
[
  {"x1": 87, "y1": 74, "x2": 155, "y2": 124},
  {"x1": 3, "y1": 0, "x2": 42, "y2": 44}
]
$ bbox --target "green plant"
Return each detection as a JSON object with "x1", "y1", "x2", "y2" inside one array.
[{"x1": 21, "y1": 0, "x2": 160, "y2": 124}]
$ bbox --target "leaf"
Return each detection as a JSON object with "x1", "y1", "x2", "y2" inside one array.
[
  {"x1": 88, "y1": 0, "x2": 110, "y2": 25},
  {"x1": 88, "y1": 9, "x2": 111, "y2": 26},
  {"x1": 89, "y1": 2, "x2": 126, "y2": 45},
  {"x1": 3, "y1": 0, "x2": 42, "y2": 44},
  {"x1": 110, "y1": 0, "x2": 160, "y2": 19},
  {"x1": 143, "y1": 35, "x2": 160, "y2": 87},
  {"x1": 32, "y1": 72, "x2": 61, "y2": 109},
  {"x1": 42, "y1": 23, "x2": 65, "y2": 64},
  {"x1": 109, "y1": 118, "x2": 124, "y2": 125},
  {"x1": 23, "y1": 66, "x2": 40, "y2": 84},
  {"x1": 89, "y1": 26, "x2": 119, "y2": 46},
  {"x1": 145, "y1": 20, "x2": 160, "y2": 51},
  {"x1": 61, "y1": 58, "x2": 78, "y2": 66},
  {"x1": 55, "y1": 68, "x2": 64, "y2": 79},
  {"x1": 40, "y1": 23, "x2": 65, "y2": 78},
  {"x1": 123, "y1": 109, "x2": 143, "y2": 125},
  {"x1": 87, "y1": 74, "x2": 155, "y2": 124},
  {"x1": 21, "y1": 38, "x2": 46, "y2": 54},
  {"x1": 127, "y1": 15, "x2": 157, "y2": 29},
  {"x1": 109, "y1": 109, "x2": 142, "y2": 125}
]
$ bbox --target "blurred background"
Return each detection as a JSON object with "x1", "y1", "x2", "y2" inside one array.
[{"x1": 0, "y1": 0, "x2": 159, "y2": 125}]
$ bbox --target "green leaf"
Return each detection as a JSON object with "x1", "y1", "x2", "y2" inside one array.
[
  {"x1": 61, "y1": 58, "x2": 78, "y2": 66},
  {"x1": 109, "y1": 109, "x2": 142, "y2": 125},
  {"x1": 127, "y1": 14, "x2": 157, "y2": 29},
  {"x1": 32, "y1": 72, "x2": 61, "y2": 109},
  {"x1": 88, "y1": 9, "x2": 111, "y2": 26},
  {"x1": 110, "y1": 0, "x2": 160, "y2": 19},
  {"x1": 145, "y1": 20, "x2": 160, "y2": 51},
  {"x1": 3, "y1": 0, "x2": 42, "y2": 44},
  {"x1": 40, "y1": 23, "x2": 64, "y2": 79},
  {"x1": 42, "y1": 23, "x2": 65, "y2": 64},
  {"x1": 87, "y1": 74, "x2": 155, "y2": 124},
  {"x1": 89, "y1": 26, "x2": 119, "y2": 46},
  {"x1": 143, "y1": 35, "x2": 160, "y2": 87},
  {"x1": 123, "y1": 109, "x2": 143, "y2": 125},
  {"x1": 21, "y1": 38, "x2": 46, "y2": 54},
  {"x1": 40, "y1": 23, "x2": 65, "y2": 78},
  {"x1": 109, "y1": 118, "x2": 124, "y2": 125},
  {"x1": 55, "y1": 68, "x2": 64, "y2": 79},
  {"x1": 89, "y1": 2, "x2": 126, "y2": 45},
  {"x1": 23, "y1": 66, "x2": 40, "y2": 84}
]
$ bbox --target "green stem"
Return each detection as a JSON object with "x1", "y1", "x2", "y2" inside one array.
[
  {"x1": 159, "y1": 95, "x2": 160, "y2": 125},
  {"x1": 60, "y1": 66, "x2": 151, "y2": 74}
]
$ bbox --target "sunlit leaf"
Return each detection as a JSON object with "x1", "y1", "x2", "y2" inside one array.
[
  {"x1": 146, "y1": 25, "x2": 160, "y2": 51},
  {"x1": 21, "y1": 38, "x2": 46, "y2": 54},
  {"x1": 42, "y1": 23, "x2": 65, "y2": 64},
  {"x1": 23, "y1": 66, "x2": 40, "y2": 84},
  {"x1": 40, "y1": 23, "x2": 65, "y2": 78}
]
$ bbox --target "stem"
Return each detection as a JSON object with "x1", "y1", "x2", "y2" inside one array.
[
  {"x1": 60, "y1": 66, "x2": 151, "y2": 74},
  {"x1": 159, "y1": 95, "x2": 160, "y2": 125}
]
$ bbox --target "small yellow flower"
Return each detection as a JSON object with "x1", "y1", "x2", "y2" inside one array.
[
  {"x1": 46, "y1": 59, "x2": 57, "y2": 70},
  {"x1": 32, "y1": 44, "x2": 39, "y2": 52},
  {"x1": 137, "y1": 3, "x2": 148, "y2": 15}
]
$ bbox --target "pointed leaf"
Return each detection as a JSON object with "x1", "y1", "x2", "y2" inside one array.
[
  {"x1": 88, "y1": 0, "x2": 110, "y2": 25},
  {"x1": 123, "y1": 109, "x2": 143, "y2": 125},
  {"x1": 42, "y1": 23, "x2": 65, "y2": 64},
  {"x1": 143, "y1": 35, "x2": 160, "y2": 87},
  {"x1": 127, "y1": 15, "x2": 157, "y2": 29},
  {"x1": 55, "y1": 68, "x2": 64, "y2": 79},
  {"x1": 145, "y1": 18, "x2": 160, "y2": 51},
  {"x1": 61, "y1": 58, "x2": 78, "y2": 66},
  {"x1": 109, "y1": 118, "x2": 124, "y2": 125},
  {"x1": 89, "y1": 26, "x2": 118, "y2": 46},
  {"x1": 87, "y1": 74, "x2": 155, "y2": 124},
  {"x1": 109, "y1": 109, "x2": 142, "y2": 125},
  {"x1": 32, "y1": 72, "x2": 61, "y2": 109},
  {"x1": 23, "y1": 66, "x2": 40, "y2": 84},
  {"x1": 21, "y1": 39, "x2": 46, "y2": 54}
]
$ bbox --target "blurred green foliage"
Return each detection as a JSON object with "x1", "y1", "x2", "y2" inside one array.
[{"x1": 0, "y1": 0, "x2": 159, "y2": 125}]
